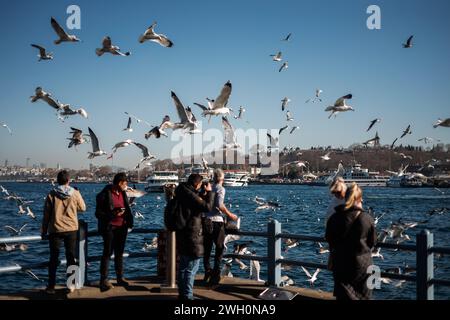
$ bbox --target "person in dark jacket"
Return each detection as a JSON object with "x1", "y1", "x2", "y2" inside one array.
[
  {"x1": 325, "y1": 182, "x2": 377, "y2": 300},
  {"x1": 175, "y1": 174, "x2": 214, "y2": 300},
  {"x1": 95, "y1": 172, "x2": 134, "y2": 292}
]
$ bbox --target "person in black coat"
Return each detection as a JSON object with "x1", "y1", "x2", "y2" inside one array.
[
  {"x1": 95, "y1": 172, "x2": 134, "y2": 292},
  {"x1": 175, "y1": 174, "x2": 214, "y2": 300},
  {"x1": 325, "y1": 183, "x2": 377, "y2": 300}
]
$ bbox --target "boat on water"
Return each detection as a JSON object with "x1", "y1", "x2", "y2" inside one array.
[
  {"x1": 223, "y1": 171, "x2": 249, "y2": 187},
  {"x1": 387, "y1": 174, "x2": 426, "y2": 188},
  {"x1": 310, "y1": 162, "x2": 389, "y2": 187},
  {"x1": 144, "y1": 171, "x2": 179, "y2": 192}
]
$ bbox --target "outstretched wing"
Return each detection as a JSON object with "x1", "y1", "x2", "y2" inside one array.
[
  {"x1": 334, "y1": 94, "x2": 352, "y2": 107},
  {"x1": 51, "y1": 17, "x2": 69, "y2": 38},
  {"x1": 171, "y1": 91, "x2": 189, "y2": 123},
  {"x1": 102, "y1": 36, "x2": 112, "y2": 48},
  {"x1": 88, "y1": 127, "x2": 100, "y2": 152},
  {"x1": 301, "y1": 266, "x2": 312, "y2": 278},
  {"x1": 213, "y1": 81, "x2": 232, "y2": 109},
  {"x1": 222, "y1": 116, "x2": 236, "y2": 145},
  {"x1": 31, "y1": 44, "x2": 46, "y2": 56},
  {"x1": 194, "y1": 102, "x2": 209, "y2": 111},
  {"x1": 133, "y1": 142, "x2": 150, "y2": 158}
]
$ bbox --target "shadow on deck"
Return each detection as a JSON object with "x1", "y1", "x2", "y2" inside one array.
[{"x1": 0, "y1": 275, "x2": 334, "y2": 300}]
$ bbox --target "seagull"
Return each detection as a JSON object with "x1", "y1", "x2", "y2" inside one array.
[
  {"x1": 171, "y1": 91, "x2": 200, "y2": 133},
  {"x1": 283, "y1": 161, "x2": 308, "y2": 168},
  {"x1": 249, "y1": 259, "x2": 264, "y2": 282},
  {"x1": 142, "y1": 237, "x2": 158, "y2": 251},
  {"x1": 286, "y1": 111, "x2": 294, "y2": 121},
  {"x1": 201, "y1": 157, "x2": 208, "y2": 170},
  {"x1": 59, "y1": 104, "x2": 88, "y2": 119},
  {"x1": 279, "y1": 61, "x2": 288, "y2": 72},
  {"x1": 51, "y1": 17, "x2": 81, "y2": 44},
  {"x1": 194, "y1": 81, "x2": 233, "y2": 119},
  {"x1": 123, "y1": 117, "x2": 133, "y2": 132},
  {"x1": 1, "y1": 122, "x2": 12, "y2": 135},
  {"x1": 4, "y1": 224, "x2": 28, "y2": 236},
  {"x1": 433, "y1": 118, "x2": 450, "y2": 128},
  {"x1": 87, "y1": 127, "x2": 107, "y2": 159},
  {"x1": 281, "y1": 97, "x2": 290, "y2": 111},
  {"x1": 390, "y1": 138, "x2": 398, "y2": 149},
  {"x1": 145, "y1": 115, "x2": 173, "y2": 139},
  {"x1": 371, "y1": 247, "x2": 384, "y2": 260},
  {"x1": 132, "y1": 142, "x2": 156, "y2": 168},
  {"x1": 400, "y1": 125, "x2": 412, "y2": 139},
  {"x1": 316, "y1": 242, "x2": 329, "y2": 254},
  {"x1": 124, "y1": 112, "x2": 152, "y2": 127},
  {"x1": 31, "y1": 44, "x2": 53, "y2": 61},
  {"x1": 222, "y1": 116, "x2": 240, "y2": 149},
  {"x1": 233, "y1": 106, "x2": 246, "y2": 120},
  {"x1": 281, "y1": 33, "x2": 292, "y2": 41},
  {"x1": 139, "y1": 21, "x2": 173, "y2": 47},
  {"x1": 270, "y1": 51, "x2": 282, "y2": 62},
  {"x1": 301, "y1": 267, "x2": 321, "y2": 286},
  {"x1": 67, "y1": 127, "x2": 89, "y2": 148},
  {"x1": 367, "y1": 118, "x2": 381, "y2": 132},
  {"x1": 282, "y1": 238, "x2": 300, "y2": 252},
  {"x1": 403, "y1": 35, "x2": 414, "y2": 48},
  {"x1": 418, "y1": 137, "x2": 439, "y2": 144},
  {"x1": 305, "y1": 89, "x2": 323, "y2": 103},
  {"x1": 321, "y1": 152, "x2": 331, "y2": 161},
  {"x1": 30, "y1": 87, "x2": 62, "y2": 111},
  {"x1": 279, "y1": 125, "x2": 289, "y2": 135},
  {"x1": 96, "y1": 36, "x2": 130, "y2": 56},
  {"x1": 0, "y1": 185, "x2": 9, "y2": 196},
  {"x1": 255, "y1": 200, "x2": 280, "y2": 211},
  {"x1": 134, "y1": 210, "x2": 145, "y2": 220},
  {"x1": 267, "y1": 133, "x2": 279, "y2": 150},
  {"x1": 289, "y1": 126, "x2": 300, "y2": 134},
  {"x1": 26, "y1": 207, "x2": 36, "y2": 219},
  {"x1": 325, "y1": 94, "x2": 354, "y2": 118},
  {"x1": 397, "y1": 153, "x2": 413, "y2": 160},
  {"x1": 280, "y1": 275, "x2": 294, "y2": 287},
  {"x1": 112, "y1": 139, "x2": 134, "y2": 153},
  {"x1": 18, "y1": 205, "x2": 26, "y2": 215}
]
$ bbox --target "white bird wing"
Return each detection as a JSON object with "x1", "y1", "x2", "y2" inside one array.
[
  {"x1": 88, "y1": 127, "x2": 100, "y2": 152},
  {"x1": 133, "y1": 142, "x2": 150, "y2": 158},
  {"x1": 312, "y1": 268, "x2": 321, "y2": 278},
  {"x1": 4, "y1": 226, "x2": 18, "y2": 234},
  {"x1": 222, "y1": 117, "x2": 236, "y2": 145},
  {"x1": 301, "y1": 266, "x2": 312, "y2": 278},
  {"x1": 171, "y1": 91, "x2": 189, "y2": 123},
  {"x1": 31, "y1": 44, "x2": 47, "y2": 56},
  {"x1": 334, "y1": 94, "x2": 352, "y2": 107},
  {"x1": 213, "y1": 81, "x2": 232, "y2": 109}
]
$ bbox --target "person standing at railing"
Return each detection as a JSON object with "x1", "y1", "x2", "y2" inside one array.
[
  {"x1": 175, "y1": 173, "x2": 214, "y2": 300},
  {"x1": 95, "y1": 172, "x2": 134, "y2": 292},
  {"x1": 203, "y1": 169, "x2": 238, "y2": 285},
  {"x1": 41, "y1": 170, "x2": 86, "y2": 295},
  {"x1": 325, "y1": 183, "x2": 377, "y2": 300}
]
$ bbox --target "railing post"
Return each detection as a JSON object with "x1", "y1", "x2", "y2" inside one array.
[
  {"x1": 267, "y1": 219, "x2": 281, "y2": 287},
  {"x1": 77, "y1": 220, "x2": 88, "y2": 288},
  {"x1": 416, "y1": 229, "x2": 434, "y2": 300},
  {"x1": 160, "y1": 230, "x2": 178, "y2": 293}
]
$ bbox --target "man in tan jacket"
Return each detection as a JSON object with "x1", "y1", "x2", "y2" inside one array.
[{"x1": 41, "y1": 170, "x2": 86, "y2": 294}]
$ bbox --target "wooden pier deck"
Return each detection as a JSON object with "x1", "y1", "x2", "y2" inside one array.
[{"x1": 0, "y1": 275, "x2": 334, "y2": 300}]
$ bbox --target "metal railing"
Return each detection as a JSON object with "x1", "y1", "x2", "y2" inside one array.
[{"x1": 0, "y1": 219, "x2": 449, "y2": 300}]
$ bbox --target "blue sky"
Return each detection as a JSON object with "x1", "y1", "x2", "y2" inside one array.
[{"x1": 0, "y1": 0, "x2": 449, "y2": 169}]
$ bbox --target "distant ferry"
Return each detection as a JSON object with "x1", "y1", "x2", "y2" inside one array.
[
  {"x1": 145, "y1": 171, "x2": 179, "y2": 192},
  {"x1": 387, "y1": 174, "x2": 426, "y2": 188},
  {"x1": 223, "y1": 171, "x2": 249, "y2": 187},
  {"x1": 311, "y1": 163, "x2": 389, "y2": 187}
]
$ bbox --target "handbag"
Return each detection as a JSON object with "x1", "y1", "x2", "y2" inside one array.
[{"x1": 224, "y1": 217, "x2": 241, "y2": 233}]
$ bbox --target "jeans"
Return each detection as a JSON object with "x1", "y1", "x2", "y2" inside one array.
[
  {"x1": 100, "y1": 225, "x2": 128, "y2": 281},
  {"x1": 178, "y1": 255, "x2": 201, "y2": 300},
  {"x1": 48, "y1": 231, "x2": 77, "y2": 289},
  {"x1": 203, "y1": 221, "x2": 225, "y2": 273}
]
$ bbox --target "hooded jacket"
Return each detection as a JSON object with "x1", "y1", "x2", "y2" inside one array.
[
  {"x1": 95, "y1": 184, "x2": 133, "y2": 233},
  {"x1": 42, "y1": 185, "x2": 86, "y2": 234}
]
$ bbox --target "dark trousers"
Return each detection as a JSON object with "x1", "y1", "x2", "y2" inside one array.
[
  {"x1": 203, "y1": 221, "x2": 225, "y2": 272},
  {"x1": 48, "y1": 231, "x2": 77, "y2": 288},
  {"x1": 100, "y1": 226, "x2": 128, "y2": 281}
]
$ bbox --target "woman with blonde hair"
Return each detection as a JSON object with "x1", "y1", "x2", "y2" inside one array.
[
  {"x1": 326, "y1": 177, "x2": 347, "y2": 222},
  {"x1": 325, "y1": 183, "x2": 377, "y2": 300}
]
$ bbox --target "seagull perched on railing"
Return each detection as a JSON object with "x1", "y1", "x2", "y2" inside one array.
[
  {"x1": 96, "y1": 36, "x2": 131, "y2": 56},
  {"x1": 139, "y1": 21, "x2": 173, "y2": 47},
  {"x1": 325, "y1": 94, "x2": 354, "y2": 118},
  {"x1": 87, "y1": 127, "x2": 107, "y2": 159},
  {"x1": 31, "y1": 44, "x2": 53, "y2": 61},
  {"x1": 194, "y1": 81, "x2": 233, "y2": 120},
  {"x1": 51, "y1": 17, "x2": 81, "y2": 44}
]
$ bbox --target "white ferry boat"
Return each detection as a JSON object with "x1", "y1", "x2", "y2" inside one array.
[
  {"x1": 223, "y1": 171, "x2": 249, "y2": 187},
  {"x1": 387, "y1": 174, "x2": 426, "y2": 188},
  {"x1": 145, "y1": 171, "x2": 179, "y2": 192}
]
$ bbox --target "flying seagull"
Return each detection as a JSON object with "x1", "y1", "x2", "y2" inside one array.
[
  {"x1": 418, "y1": 137, "x2": 439, "y2": 144},
  {"x1": 281, "y1": 97, "x2": 290, "y2": 111},
  {"x1": 279, "y1": 62, "x2": 288, "y2": 72},
  {"x1": 96, "y1": 36, "x2": 130, "y2": 56},
  {"x1": 301, "y1": 266, "x2": 321, "y2": 286},
  {"x1": 267, "y1": 133, "x2": 279, "y2": 150},
  {"x1": 367, "y1": 118, "x2": 381, "y2": 132},
  {"x1": 31, "y1": 44, "x2": 53, "y2": 61},
  {"x1": 133, "y1": 142, "x2": 156, "y2": 168},
  {"x1": 4, "y1": 224, "x2": 28, "y2": 236},
  {"x1": 325, "y1": 94, "x2": 354, "y2": 119},
  {"x1": 59, "y1": 104, "x2": 88, "y2": 119},
  {"x1": 67, "y1": 127, "x2": 89, "y2": 148},
  {"x1": 51, "y1": 17, "x2": 81, "y2": 44},
  {"x1": 1, "y1": 122, "x2": 12, "y2": 135},
  {"x1": 30, "y1": 87, "x2": 62, "y2": 111},
  {"x1": 124, "y1": 112, "x2": 152, "y2": 127},
  {"x1": 145, "y1": 115, "x2": 173, "y2": 139},
  {"x1": 321, "y1": 152, "x2": 331, "y2": 161},
  {"x1": 26, "y1": 207, "x2": 36, "y2": 219},
  {"x1": 279, "y1": 125, "x2": 289, "y2": 135},
  {"x1": 305, "y1": 89, "x2": 323, "y2": 103},
  {"x1": 194, "y1": 81, "x2": 233, "y2": 119},
  {"x1": 234, "y1": 106, "x2": 246, "y2": 120},
  {"x1": 171, "y1": 91, "x2": 200, "y2": 133},
  {"x1": 112, "y1": 139, "x2": 134, "y2": 153},
  {"x1": 290, "y1": 126, "x2": 300, "y2": 134},
  {"x1": 270, "y1": 51, "x2": 282, "y2": 62},
  {"x1": 123, "y1": 117, "x2": 133, "y2": 132},
  {"x1": 139, "y1": 21, "x2": 173, "y2": 47},
  {"x1": 397, "y1": 152, "x2": 413, "y2": 160},
  {"x1": 87, "y1": 127, "x2": 107, "y2": 159},
  {"x1": 281, "y1": 33, "x2": 292, "y2": 41},
  {"x1": 390, "y1": 138, "x2": 398, "y2": 149},
  {"x1": 433, "y1": 118, "x2": 450, "y2": 128},
  {"x1": 222, "y1": 116, "x2": 240, "y2": 149},
  {"x1": 400, "y1": 125, "x2": 412, "y2": 139},
  {"x1": 286, "y1": 110, "x2": 294, "y2": 122},
  {"x1": 403, "y1": 35, "x2": 414, "y2": 48}
]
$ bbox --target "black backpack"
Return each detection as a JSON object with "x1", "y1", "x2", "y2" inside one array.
[{"x1": 164, "y1": 197, "x2": 189, "y2": 231}]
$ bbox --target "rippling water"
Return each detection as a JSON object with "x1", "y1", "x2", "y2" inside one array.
[{"x1": 0, "y1": 182, "x2": 449, "y2": 299}]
